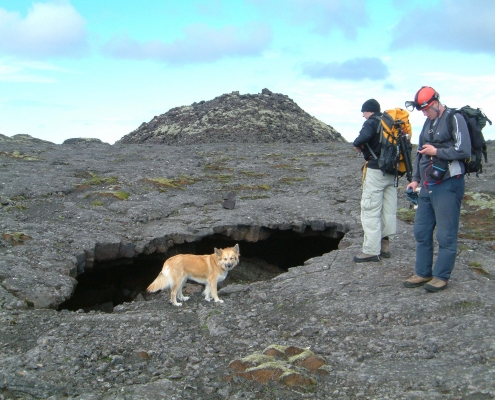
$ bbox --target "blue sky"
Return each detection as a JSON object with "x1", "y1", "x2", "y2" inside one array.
[{"x1": 1, "y1": 0, "x2": 494, "y2": 144}]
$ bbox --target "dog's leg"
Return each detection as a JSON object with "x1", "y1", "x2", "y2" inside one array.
[
  {"x1": 177, "y1": 278, "x2": 190, "y2": 302},
  {"x1": 209, "y1": 278, "x2": 224, "y2": 303},
  {"x1": 170, "y1": 278, "x2": 186, "y2": 307},
  {"x1": 203, "y1": 284, "x2": 212, "y2": 302}
]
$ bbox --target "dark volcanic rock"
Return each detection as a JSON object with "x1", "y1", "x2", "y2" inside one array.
[
  {"x1": 62, "y1": 138, "x2": 107, "y2": 145},
  {"x1": 118, "y1": 89, "x2": 346, "y2": 145},
  {"x1": 1, "y1": 135, "x2": 495, "y2": 399}
]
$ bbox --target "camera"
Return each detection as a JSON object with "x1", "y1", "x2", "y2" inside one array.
[{"x1": 405, "y1": 187, "x2": 418, "y2": 205}]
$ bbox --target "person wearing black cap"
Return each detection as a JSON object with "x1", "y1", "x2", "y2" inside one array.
[{"x1": 352, "y1": 99, "x2": 396, "y2": 263}]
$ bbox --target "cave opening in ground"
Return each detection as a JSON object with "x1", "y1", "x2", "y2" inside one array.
[{"x1": 58, "y1": 226, "x2": 343, "y2": 312}]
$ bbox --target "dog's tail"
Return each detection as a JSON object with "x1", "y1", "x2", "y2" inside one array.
[{"x1": 146, "y1": 269, "x2": 171, "y2": 293}]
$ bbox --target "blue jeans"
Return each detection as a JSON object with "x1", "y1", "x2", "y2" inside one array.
[{"x1": 413, "y1": 176, "x2": 465, "y2": 281}]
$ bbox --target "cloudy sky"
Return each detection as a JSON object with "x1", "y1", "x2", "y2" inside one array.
[{"x1": 1, "y1": 0, "x2": 494, "y2": 144}]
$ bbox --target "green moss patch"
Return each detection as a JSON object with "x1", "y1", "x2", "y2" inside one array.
[
  {"x1": 278, "y1": 176, "x2": 308, "y2": 185},
  {"x1": 144, "y1": 175, "x2": 197, "y2": 191},
  {"x1": 460, "y1": 192, "x2": 495, "y2": 241},
  {"x1": 0, "y1": 150, "x2": 42, "y2": 161},
  {"x1": 85, "y1": 191, "x2": 130, "y2": 202},
  {"x1": 273, "y1": 164, "x2": 306, "y2": 172},
  {"x1": 397, "y1": 207, "x2": 416, "y2": 224},
  {"x1": 75, "y1": 172, "x2": 119, "y2": 189},
  {"x1": 395, "y1": 191, "x2": 495, "y2": 239},
  {"x1": 239, "y1": 194, "x2": 270, "y2": 200},
  {"x1": 2, "y1": 232, "x2": 32, "y2": 245},
  {"x1": 204, "y1": 174, "x2": 234, "y2": 183},
  {"x1": 231, "y1": 184, "x2": 270, "y2": 191},
  {"x1": 202, "y1": 164, "x2": 234, "y2": 172},
  {"x1": 239, "y1": 170, "x2": 268, "y2": 178}
]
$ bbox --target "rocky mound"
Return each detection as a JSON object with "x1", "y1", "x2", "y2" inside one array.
[
  {"x1": 0, "y1": 133, "x2": 54, "y2": 145},
  {"x1": 118, "y1": 88, "x2": 345, "y2": 145}
]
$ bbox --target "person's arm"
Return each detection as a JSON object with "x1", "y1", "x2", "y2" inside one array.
[
  {"x1": 411, "y1": 153, "x2": 421, "y2": 183},
  {"x1": 407, "y1": 137, "x2": 422, "y2": 190},
  {"x1": 407, "y1": 121, "x2": 429, "y2": 190},
  {"x1": 436, "y1": 114, "x2": 471, "y2": 161},
  {"x1": 353, "y1": 120, "x2": 375, "y2": 148}
]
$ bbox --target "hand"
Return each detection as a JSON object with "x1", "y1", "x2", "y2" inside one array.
[
  {"x1": 418, "y1": 144, "x2": 437, "y2": 156},
  {"x1": 406, "y1": 181, "x2": 418, "y2": 192},
  {"x1": 354, "y1": 146, "x2": 362, "y2": 154}
]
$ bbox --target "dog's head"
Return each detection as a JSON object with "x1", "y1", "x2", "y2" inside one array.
[{"x1": 215, "y1": 243, "x2": 240, "y2": 271}]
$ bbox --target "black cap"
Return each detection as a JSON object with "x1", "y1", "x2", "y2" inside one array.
[{"x1": 361, "y1": 99, "x2": 380, "y2": 113}]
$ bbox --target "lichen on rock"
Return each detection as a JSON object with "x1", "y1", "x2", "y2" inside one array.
[{"x1": 118, "y1": 89, "x2": 345, "y2": 145}]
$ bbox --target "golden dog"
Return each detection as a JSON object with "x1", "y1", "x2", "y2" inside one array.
[{"x1": 147, "y1": 244, "x2": 240, "y2": 306}]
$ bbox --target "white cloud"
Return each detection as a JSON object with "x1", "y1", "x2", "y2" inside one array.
[
  {"x1": 247, "y1": 0, "x2": 368, "y2": 39},
  {"x1": 0, "y1": 1, "x2": 89, "y2": 59},
  {"x1": 391, "y1": 0, "x2": 495, "y2": 54},
  {"x1": 101, "y1": 22, "x2": 272, "y2": 65},
  {"x1": 0, "y1": 58, "x2": 71, "y2": 83},
  {"x1": 301, "y1": 57, "x2": 390, "y2": 81}
]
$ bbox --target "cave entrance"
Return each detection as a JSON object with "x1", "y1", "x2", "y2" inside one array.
[{"x1": 58, "y1": 226, "x2": 343, "y2": 313}]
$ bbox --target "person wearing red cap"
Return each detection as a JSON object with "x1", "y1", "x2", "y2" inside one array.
[
  {"x1": 352, "y1": 99, "x2": 396, "y2": 263},
  {"x1": 403, "y1": 87, "x2": 471, "y2": 292}
]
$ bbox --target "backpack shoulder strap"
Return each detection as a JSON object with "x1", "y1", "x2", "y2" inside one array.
[
  {"x1": 417, "y1": 117, "x2": 429, "y2": 148},
  {"x1": 367, "y1": 114, "x2": 384, "y2": 139},
  {"x1": 377, "y1": 112, "x2": 397, "y2": 138},
  {"x1": 369, "y1": 113, "x2": 381, "y2": 127},
  {"x1": 445, "y1": 107, "x2": 460, "y2": 142}
]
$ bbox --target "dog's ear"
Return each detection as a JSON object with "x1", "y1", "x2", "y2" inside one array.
[
  {"x1": 214, "y1": 248, "x2": 221, "y2": 257},
  {"x1": 234, "y1": 243, "x2": 240, "y2": 255}
]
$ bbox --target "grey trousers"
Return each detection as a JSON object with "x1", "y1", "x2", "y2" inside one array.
[{"x1": 360, "y1": 168, "x2": 397, "y2": 255}]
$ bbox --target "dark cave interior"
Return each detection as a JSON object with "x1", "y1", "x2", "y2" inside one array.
[{"x1": 58, "y1": 227, "x2": 343, "y2": 312}]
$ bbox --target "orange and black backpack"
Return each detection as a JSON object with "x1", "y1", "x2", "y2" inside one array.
[{"x1": 369, "y1": 108, "x2": 413, "y2": 186}]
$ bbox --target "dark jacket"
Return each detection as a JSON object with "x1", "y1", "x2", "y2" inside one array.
[
  {"x1": 353, "y1": 112, "x2": 382, "y2": 169},
  {"x1": 413, "y1": 108, "x2": 471, "y2": 184}
]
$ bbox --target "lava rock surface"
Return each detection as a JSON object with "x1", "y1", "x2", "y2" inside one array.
[{"x1": 1, "y1": 131, "x2": 495, "y2": 398}]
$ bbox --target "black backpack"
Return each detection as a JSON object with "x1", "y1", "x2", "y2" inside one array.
[
  {"x1": 368, "y1": 108, "x2": 413, "y2": 186},
  {"x1": 447, "y1": 106, "x2": 492, "y2": 176}
]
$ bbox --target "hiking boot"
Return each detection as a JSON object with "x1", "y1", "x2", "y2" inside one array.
[
  {"x1": 424, "y1": 278, "x2": 448, "y2": 292},
  {"x1": 353, "y1": 253, "x2": 380, "y2": 263},
  {"x1": 403, "y1": 274, "x2": 433, "y2": 288},
  {"x1": 380, "y1": 237, "x2": 390, "y2": 258}
]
